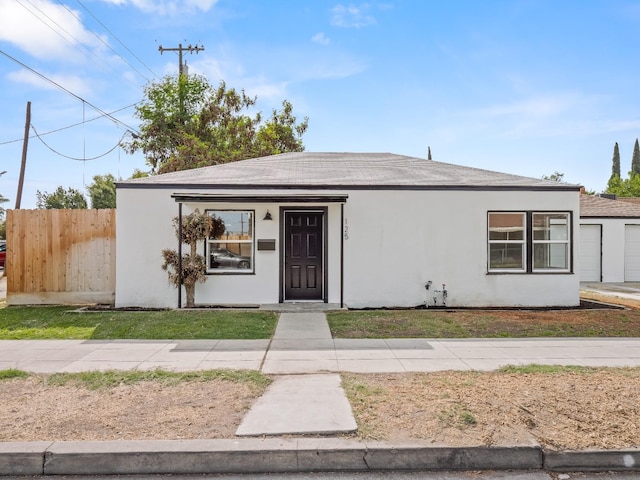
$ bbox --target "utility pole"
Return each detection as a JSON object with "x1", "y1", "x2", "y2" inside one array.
[
  {"x1": 15, "y1": 101, "x2": 30, "y2": 209},
  {"x1": 158, "y1": 43, "x2": 205, "y2": 76}
]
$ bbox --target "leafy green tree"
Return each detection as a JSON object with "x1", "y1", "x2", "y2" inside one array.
[
  {"x1": 161, "y1": 209, "x2": 225, "y2": 308},
  {"x1": 632, "y1": 138, "x2": 640, "y2": 176},
  {"x1": 611, "y1": 142, "x2": 621, "y2": 180},
  {"x1": 606, "y1": 139, "x2": 640, "y2": 197},
  {"x1": 606, "y1": 174, "x2": 626, "y2": 196},
  {"x1": 36, "y1": 187, "x2": 87, "y2": 209},
  {"x1": 130, "y1": 169, "x2": 150, "y2": 179},
  {"x1": 542, "y1": 171, "x2": 565, "y2": 182},
  {"x1": 0, "y1": 196, "x2": 7, "y2": 221},
  {"x1": 87, "y1": 174, "x2": 116, "y2": 209},
  {"x1": 606, "y1": 173, "x2": 640, "y2": 197},
  {"x1": 124, "y1": 74, "x2": 308, "y2": 174},
  {"x1": 0, "y1": 171, "x2": 9, "y2": 224}
]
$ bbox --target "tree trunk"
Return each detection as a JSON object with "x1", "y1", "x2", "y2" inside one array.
[{"x1": 185, "y1": 283, "x2": 196, "y2": 308}]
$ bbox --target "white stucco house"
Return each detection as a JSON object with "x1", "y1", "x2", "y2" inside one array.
[
  {"x1": 580, "y1": 194, "x2": 640, "y2": 282},
  {"x1": 115, "y1": 152, "x2": 581, "y2": 309}
]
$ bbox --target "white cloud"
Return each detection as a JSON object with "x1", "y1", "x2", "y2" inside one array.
[
  {"x1": 189, "y1": 56, "x2": 287, "y2": 101},
  {"x1": 312, "y1": 32, "x2": 331, "y2": 46},
  {"x1": 331, "y1": 4, "x2": 376, "y2": 28},
  {"x1": 462, "y1": 92, "x2": 627, "y2": 139},
  {"x1": 100, "y1": 0, "x2": 218, "y2": 16},
  {"x1": 7, "y1": 69, "x2": 93, "y2": 98},
  {"x1": 190, "y1": 46, "x2": 366, "y2": 103},
  {"x1": 0, "y1": 0, "x2": 104, "y2": 62}
]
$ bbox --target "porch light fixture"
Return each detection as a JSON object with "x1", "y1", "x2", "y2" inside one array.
[{"x1": 263, "y1": 210, "x2": 273, "y2": 221}]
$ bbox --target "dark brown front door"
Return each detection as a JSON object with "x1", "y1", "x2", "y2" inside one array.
[{"x1": 284, "y1": 211, "x2": 324, "y2": 300}]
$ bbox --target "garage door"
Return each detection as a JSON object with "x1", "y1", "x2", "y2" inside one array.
[
  {"x1": 625, "y1": 225, "x2": 640, "y2": 281},
  {"x1": 580, "y1": 224, "x2": 601, "y2": 282}
]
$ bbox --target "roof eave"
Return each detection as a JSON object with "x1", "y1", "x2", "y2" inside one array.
[{"x1": 117, "y1": 182, "x2": 581, "y2": 192}]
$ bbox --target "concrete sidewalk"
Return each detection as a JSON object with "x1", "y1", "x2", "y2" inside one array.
[{"x1": 2, "y1": 334, "x2": 640, "y2": 374}]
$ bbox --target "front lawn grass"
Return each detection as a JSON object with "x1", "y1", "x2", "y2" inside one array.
[
  {"x1": 0, "y1": 369, "x2": 29, "y2": 380},
  {"x1": 45, "y1": 369, "x2": 271, "y2": 390},
  {"x1": 0, "y1": 368, "x2": 271, "y2": 392},
  {"x1": 0, "y1": 306, "x2": 278, "y2": 340},
  {"x1": 327, "y1": 307, "x2": 640, "y2": 338},
  {"x1": 5, "y1": 301, "x2": 640, "y2": 340}
]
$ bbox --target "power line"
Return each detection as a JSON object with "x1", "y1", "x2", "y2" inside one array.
[
  {"x1": 72, "y1": 0, "x2": 160, "y2": 81},
  {"x1": 18, "y1": 0, "x2": 153, "y2": 93},
  {"x1": 17, "y1": 0, "x2": 81, "y2": 47},
  {"x1": 57, "y1": 0, "x2": 153, "y2": 83},
  {"x1": 0, "y1": 49, "x2": 139, "y2": 134},
  {"x1": 16, "y1": 0, "x2": 115, "y2": 75},
  {"x1": 0, "y1": 103, "x2": 140, "y2": 146},
  {"x1": 31, "y1": 124, "x2": 129, "y2": 161}
]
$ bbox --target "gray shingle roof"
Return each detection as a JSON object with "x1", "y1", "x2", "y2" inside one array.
[
  {"x1": 119, "y1": 152, "x2": 579, "y2": 190},
  {"x1": 617, "y1": 197, "x2": 640, "y2": 206},
  {"x1": 580, "y1": 194, "x2": 640, "y2": 218}
]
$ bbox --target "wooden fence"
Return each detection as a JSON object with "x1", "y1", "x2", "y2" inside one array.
[{"x1": 5, "y1": 209, "x2": 115, "y2": 305}]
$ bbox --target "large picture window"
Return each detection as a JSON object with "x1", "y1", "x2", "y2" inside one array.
[
  {"x1": 488, "y1": 211, "x2": 571, "y2": 273},
  {"x1": 206, "y1": 210, "x2": 254, "y2": 273}
]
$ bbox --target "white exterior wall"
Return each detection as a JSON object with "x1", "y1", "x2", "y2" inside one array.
[
  {"x1": 579, "y1": 218, "x2": 640, "y2": 283},
  {"x1": 116, "y1": 186, "x2": 580, "y2": 308},
  {"x1": 116, "y1": 188, "x2": 343, "y2": 308},
  {"x1": 116, "y1": 188, "x2": 176, "y2": 308},
  {"x1": 342, "y1": 189, "x2": 580, "y2": 308}
]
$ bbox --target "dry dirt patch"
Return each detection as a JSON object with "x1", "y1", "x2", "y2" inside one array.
[
  {"x1": 0, "y1": 376, "x2": 261, "y2": 441},
  {"x1": 343, "y1": 369, "x2": 640, "y2": 450},
  {"x1": 2, "y1": 368, "x2": 640, "y2": 451}
]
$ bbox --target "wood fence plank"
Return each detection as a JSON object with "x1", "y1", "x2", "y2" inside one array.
[{"x1": 6, "y1": 209, "x2": 116, "y2": 304}]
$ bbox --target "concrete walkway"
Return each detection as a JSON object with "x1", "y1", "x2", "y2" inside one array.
[
  {"x1": 236, "y1": 373, "x2": 357, "y2": 436},
  {"x1": 581, "y1": 281, "x2": 640, "y2": 301},
  {"x1": 237, "y1": 312, "x2": 357, "y2": 436}
]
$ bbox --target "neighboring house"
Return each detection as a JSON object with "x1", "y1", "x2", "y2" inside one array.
[
  {"x1": 580, "y1": 194, "x2": 640, "y2": 282},
  {"x1": 116, "y1": 152, "x2": 581, "y2": 309}
]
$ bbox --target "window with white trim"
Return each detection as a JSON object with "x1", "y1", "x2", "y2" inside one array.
[
  {"x1": 206, "y1": 210, "x2": 254, "y2": 273},
  {"x1": 488, "y1": 211, "x2": 571, "y2": 273},
  {"x1": 532, "y1": 213, "x2": 569, "y2": 271}
]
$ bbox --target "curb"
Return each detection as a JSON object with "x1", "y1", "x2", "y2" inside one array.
[
  {"x1": 2, "y1": 439, "x2": 639, "y2": 475},
  {"x1": 544, "y1": 449, "x2": 640, "y2": 472}
]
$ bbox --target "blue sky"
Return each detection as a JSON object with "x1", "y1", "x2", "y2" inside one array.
[{"x1": 1, "y1": 0, "x2": 640, "y2": 209}]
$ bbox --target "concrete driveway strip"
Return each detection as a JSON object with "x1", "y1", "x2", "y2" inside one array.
[{"x1": 236, "y1": 373, "x2": 357, "y2": 436}]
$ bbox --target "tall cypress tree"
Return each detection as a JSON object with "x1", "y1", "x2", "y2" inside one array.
[
  {"x1": 632, "y1": 138, "x2": 640, "y2": 176},
  {"x1": 611, "y1": 142, "x2": 621, "y2": 180}
]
